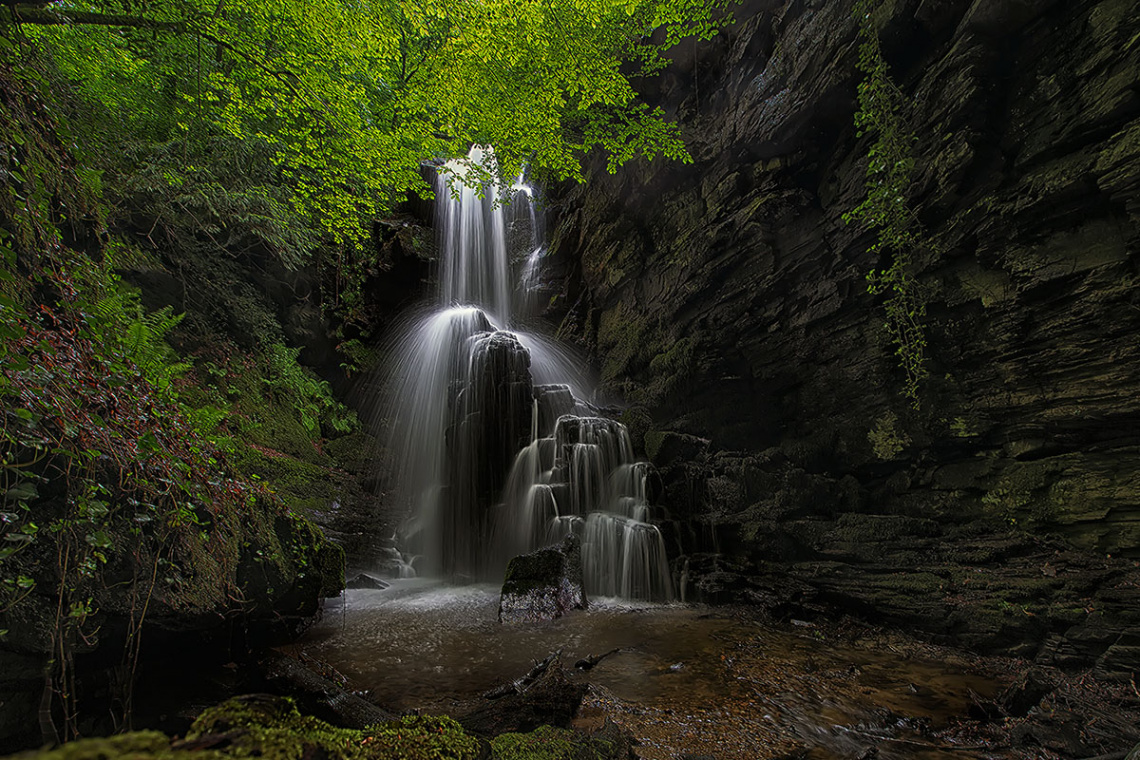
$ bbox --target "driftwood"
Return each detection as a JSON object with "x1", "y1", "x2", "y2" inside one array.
[
  {"x1": 460, "y1": 650, "x2": 587, "y2": 737},
  {"x1": 260, "y1": 651, "x2": 395, "y2": 729},
  {"x1": 483, "y1": 649, "x2": 562, "y2": 699},
  {"x1": 574, "y1": 647, "x2": 622, "y2": 671}
]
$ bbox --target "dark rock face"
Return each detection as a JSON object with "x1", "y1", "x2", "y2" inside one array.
[
  {"x1": 543, "y1": 0, "x2": 1140, "y2": 662},
  {"x1": 499, "y1": 534, "x2": 589, "y2": 623},
  {"x1": 445, "y1": 329, "x2": 534, "y2": 577}
]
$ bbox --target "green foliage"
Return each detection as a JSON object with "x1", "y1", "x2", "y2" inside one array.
[
  {"x1": 336, "y1": 338, "x2": 379, "y2": 377},
  {"x1": 0, "y1": 50, "x2": 102, "y2": 261},
  {"x1": 982, "y1": 467, "x2": 1065, "y2": 527},
  {"x1": 111, "y1": 137, "x2": 322, "y2": 271},
  {"x1": 949, "y1": 416, "x2": 975, "y2": 438},
  {"x1": 80, "y1": 259, "x2": 193, "y2": 394},
  {"x1": 0, "y1": 56, "x2": 342, "y2": 736},
  {"x1": 867, "y1": 411, "x2": 910, "y2": 460},
  {"x1": 188, "y1": 338, "x2": 359, "y2": 470},
  {"x1": 8, "y1": 0, "x2": 733, "y2": 255},
  {"x1": 28, "y1": 697, "x2": 643, "y2": 760},
  {"x1": 843, "y1": 0, "x2": 929, "y2": 407},
  {"x1": 263, "y1": 343, "x2": 358, "y2": 436},
  {"x1": 981, "y1": 485, "x2": 1031, "y2": 526}
]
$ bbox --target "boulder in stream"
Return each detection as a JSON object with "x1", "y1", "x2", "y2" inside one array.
[
  {"x1": 499, "y1": 533, "x2": 588, "y2": 623},
  {"x1": 346, "y1": 572, "x2": 390, "y2": 590}
]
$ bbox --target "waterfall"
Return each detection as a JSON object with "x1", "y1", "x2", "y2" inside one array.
[{"x1": 384, "y1": 146, "x2": 674, "y2": 601}]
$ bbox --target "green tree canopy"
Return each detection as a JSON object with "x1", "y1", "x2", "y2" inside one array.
[{"x1": 6, "y1": 0, "x2": 729, "y2": 253}]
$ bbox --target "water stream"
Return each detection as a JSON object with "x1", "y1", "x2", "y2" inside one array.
[
  {"x1": 383, "y1": 146, "x2": 672, "y2": 599},
  {"x1": 301, "y1": 583, "x2": 1005, "y2": 760}
]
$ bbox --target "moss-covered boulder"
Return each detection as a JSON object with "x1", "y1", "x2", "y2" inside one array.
[
  {"x1": 490, "y1": 723, "x2": 634, "y2": 760},
  {"x1": 3, "y1": 696, "x2": 631, "y2": 760}
]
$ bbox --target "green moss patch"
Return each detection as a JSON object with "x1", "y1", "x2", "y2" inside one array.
[
  {"x1": 17, "y1": 698, "x2": 487, "y2": 760},
  {"x1": 12, "y1": 698, "x2": 634, "y2": 760},
  {"x1": 490, "y1": 724, "x2": 620, "y2": 760}
]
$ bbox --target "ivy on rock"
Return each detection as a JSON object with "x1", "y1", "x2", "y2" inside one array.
[{"x1": 843, "y1": 0, "x2": 931, "y2": 408}]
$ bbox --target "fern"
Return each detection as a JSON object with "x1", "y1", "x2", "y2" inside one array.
[
  {"x1": 89, "y1": 287, "x2": 190, "y2": 392},
  {"x1": 262, "y1": 343, "x2": 358, "y2": 436}
]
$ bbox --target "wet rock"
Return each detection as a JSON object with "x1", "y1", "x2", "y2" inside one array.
[
  {"x1": 1096, "y1": 630, "x2": 1140, "y2": 681},
  {"x1": 499, "y1": 533, "x2": 588, "y2": 623},
  {"x1": 999, "y1": 668, "x2": 1057, "y2": 717},
  {"x1": 535, "y1": 384, "x2": 579, "y2": 436},
  {"x1": 1010, "y1": 709, "x2": 1088, "y2": 756},
  {"x1": 444, "y1": 329, "x2": 534, "y2": 576},
  {"x1": 958, "y1": 0, "x2": 1064, "y2": 35},
  {"x1": 370, "y1": 549, "x2": 414, "y2": 579},
  {"x1": 345, "y1": 573, "x2": 389, "y2": 590}
]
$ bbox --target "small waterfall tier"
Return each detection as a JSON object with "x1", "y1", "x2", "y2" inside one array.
[
  {"x1": 385, "y1": 147, "x2": 674, "y2": 601},
  {"x1": 495, "y1": 387, "x2": 674, "y2": 601}
]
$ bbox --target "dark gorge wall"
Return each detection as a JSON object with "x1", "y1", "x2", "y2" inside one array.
[{"x1": 543, "y1": 0, "x2": 1140, "y2": 667}]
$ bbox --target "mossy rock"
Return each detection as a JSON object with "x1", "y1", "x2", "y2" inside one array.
[
  {"x1": 12, "y1": 697, "x2": 488, "y2": 760},
  {"x1": 235, "y1": 447, "x2": 336, "y2": 513},
  {"x1": 490, "y1": 723, "x2": 631, "y2": 760},
  {"x1": 7, "y1": 732, "x2": 177, "y2": 760},
  {"x1": 499, "y1": 534, "x2": 587, "y2": 623},
  {"x1": 8, "y1": 697, "x2": 634, "y2": 760},
  {"x1": 644, "y1": 430, "x2": 708, "y2": 466},
  {"x1": 237, "y1": 510, "x2": 345, "y2": 616},
  {"x1": 323, "y1": 430, "x2": 381, "y2": 477},
  {"x1": 190, "y1": 697, "x2": 483, "y2": 760}
]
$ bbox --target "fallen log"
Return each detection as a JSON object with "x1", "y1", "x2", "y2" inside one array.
[
  {"x1": 460, "y1": 651, "x2": 587, "y2": 737},
  {"x1": 574, "y1": 647, "x2": 622, "y2": 671},
  {"x1": 484, "y1": 649, "x2": 562, "y2": 699},
  {"x1": 259, "y1": 650, "x2": 395, "y2": 729}
]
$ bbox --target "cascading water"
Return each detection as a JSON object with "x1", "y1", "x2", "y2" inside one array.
[{"x1": 385, "y1": 146, "x2": 674, "y2": 601}]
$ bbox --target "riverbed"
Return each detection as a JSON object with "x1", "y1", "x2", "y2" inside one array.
[{"x1": 299, "y1": 581, "x2": 1020, "y2": 759}]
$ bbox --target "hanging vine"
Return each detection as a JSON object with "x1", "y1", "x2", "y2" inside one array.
[{"x1": 843, "y1": 0, "x2": 929, "y2": 407}]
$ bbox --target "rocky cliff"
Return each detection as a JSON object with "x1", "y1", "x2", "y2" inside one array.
[{"x1": 542, "y1": 0, "x2": 1140, "y2": 671}]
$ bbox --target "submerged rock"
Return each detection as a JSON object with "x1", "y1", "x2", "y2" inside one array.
[{"x1": 498, "y1": 533, "x2": 588, "y2": 623}]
